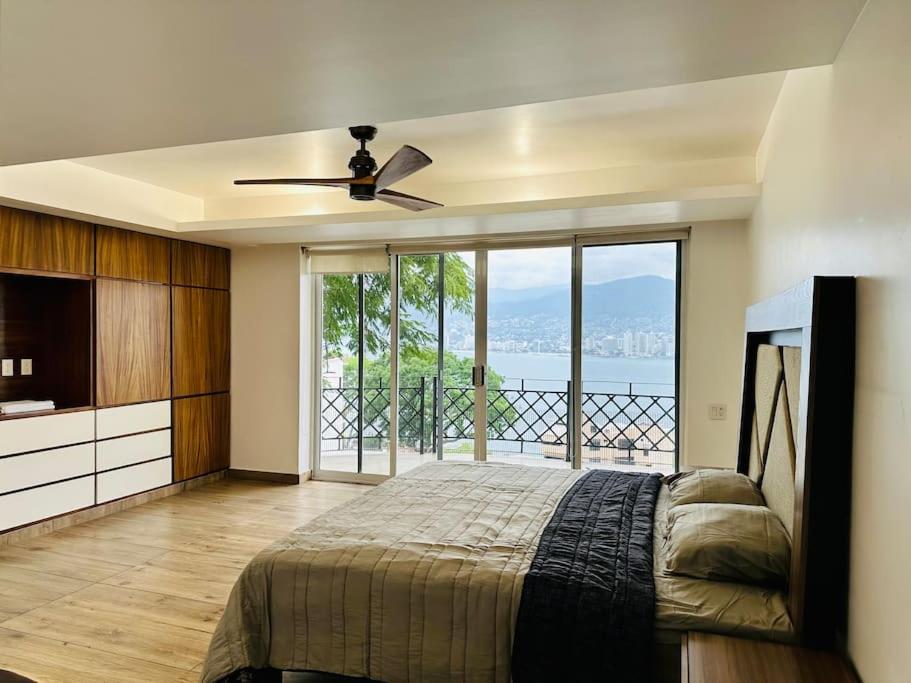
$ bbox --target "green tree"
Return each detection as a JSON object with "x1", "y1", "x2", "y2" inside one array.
[
  {"x1": 321, "y1": 253, "x2": 474, "y2": 357},
  {"x1": 324, "y1": 254, "x2": 515, "y2": 449}
]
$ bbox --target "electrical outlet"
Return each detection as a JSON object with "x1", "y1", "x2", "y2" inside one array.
[
  {"x1": 20, "y1": 359, "x2": 32, "y2": 376},
  {"x1": 708, "y1": 403, "x2": 727, "y2": 421},
  {"x1": 1, "y1": 359, "x2": 13, "y2": 377}
]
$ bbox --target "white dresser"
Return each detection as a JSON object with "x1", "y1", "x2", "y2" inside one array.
[
  {"x1": 0, "y1": 400, "x2": 173, "y2": 533},
  {"x1": 95, "y1": 401, "x2": 172, "y2": 504}
]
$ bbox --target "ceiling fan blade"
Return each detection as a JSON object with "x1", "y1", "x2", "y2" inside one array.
[
  {"x1": 374, "y1": 145, "x2": 432, "y2": 191},
  {"x1": 234, "y1": 176, "x2": 373, "y2": 187},
  {"x1": 376, "y1": 189, "x2": 443, "y2": 212}
]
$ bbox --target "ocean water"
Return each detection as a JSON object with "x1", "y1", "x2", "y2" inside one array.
[{"x1": 455, "y1": 350, "x2": 675, "y2": 395}]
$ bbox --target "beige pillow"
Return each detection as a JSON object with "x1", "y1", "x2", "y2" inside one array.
[
  {"x1": 664, "y1": 503, "x2": 790, "y2": 586},
  {"x1": 664, "y1": 468, "x2": 764, "y2": 507}
]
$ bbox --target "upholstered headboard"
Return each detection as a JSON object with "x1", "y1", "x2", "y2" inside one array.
[
  {"x1": 736, "y1": 277, "x2": 855, "y2": 652},
  {"x1": 748, "y1": 343, "x2": 800, "y2": 537}
]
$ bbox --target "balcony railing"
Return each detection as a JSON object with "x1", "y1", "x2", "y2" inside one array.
[{"x1": 320, "y1": 378, "x2": 676, "y2": 472}]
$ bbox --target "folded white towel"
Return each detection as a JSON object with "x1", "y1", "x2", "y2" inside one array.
[{"x1": 0, "y1": 400, "x2": 56, "y2": 415}]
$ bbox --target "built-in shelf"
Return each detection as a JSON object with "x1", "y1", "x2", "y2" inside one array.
[{"x1": 0, "y1": 272, "x2": 93, "y2": 410}]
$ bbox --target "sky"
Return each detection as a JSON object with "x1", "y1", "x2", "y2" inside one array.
[{"x1": 480, "y1": 242, "x2": 677, "y2": 290}]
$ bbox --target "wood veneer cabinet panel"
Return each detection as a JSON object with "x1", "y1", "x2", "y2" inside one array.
[
  {"x1": 173, "y1": 393, "x2": 230, "y2": 481},
  {"x1": 171, "y1": 240, "x2": 230, "y2": 289},
  {"x1": 172, "y1": 286, "x2": 230, "y2": 396},
  {"x1": 96, "y1": 279, "x2": 171, "y2": 407},
  {"x1": 0, "y1": 206, "x2": 94, "y2": 275},
  {"x1": 96, "y1": 226, "x2": 170, "y2": 283}
]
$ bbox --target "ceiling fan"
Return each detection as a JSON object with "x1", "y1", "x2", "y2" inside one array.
[{"x1": 234, "y1": 125, "x2": 442, "y2": 211}]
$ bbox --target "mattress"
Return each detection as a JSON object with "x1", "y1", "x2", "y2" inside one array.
[
  {"x1": 202, "y1": 465, "x2": 794, "y2": 683},
  {"x1": 652, "y1": 484, "x2": 794, "y2": 644}
]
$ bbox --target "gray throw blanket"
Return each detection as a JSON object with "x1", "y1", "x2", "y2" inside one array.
[{"x1": 512, "y1": 470, "x2": 662, "y2": 682}]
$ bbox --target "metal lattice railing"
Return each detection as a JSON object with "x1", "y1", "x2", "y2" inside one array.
[
  {"x1": 442, "y1": 386, "x2": 475, "y2": 439},
  {"x1": 321, "y1": 379, "x2": 676, "y2": 468},
  {"x1": 487, "y1": 387, "x2": 569, "y2": 446},
  {"x1": 320, "y1": 387, "x2": 360, "y2": 442},
  {"x1": 581, "y1": 392, "x2": 676, "y2": 452}
]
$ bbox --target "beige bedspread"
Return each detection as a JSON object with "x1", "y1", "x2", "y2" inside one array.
[{"x1": 201, "y1": 461, "x2": 581, "y2": 683}]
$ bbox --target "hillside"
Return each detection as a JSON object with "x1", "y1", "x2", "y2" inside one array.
[{"x1": 487, "y1": 275, "x2": 675, "y2": 320}]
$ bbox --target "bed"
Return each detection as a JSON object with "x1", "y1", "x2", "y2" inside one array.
[{"x1": 202, "y1": 276, "x2": 855, "y2": 682}]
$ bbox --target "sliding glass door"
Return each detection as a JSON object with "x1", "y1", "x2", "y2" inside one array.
[
  {"x1": 485, "y1": 247, "x2": 573, "y2": 467},
  {"x1": 314, "y1": 238, "x2": 680, "y2": 481},
  {"x1": 395, "y1": 252, "x2": 477, "y2": 474},
  {"x1": 317, "y1": 267, "x2": 391, "y2": 479},
  {"x1": 579, "y1": 242, "x2": 679, "y2": 474}
]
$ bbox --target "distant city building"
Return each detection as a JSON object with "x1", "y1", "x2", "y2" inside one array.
[
  {"x1": 623, "y1": 330, "x2": 634, "y2": 356},
  {"x1": 446, "y1": 307, "x2": 675, "y2": 359}
]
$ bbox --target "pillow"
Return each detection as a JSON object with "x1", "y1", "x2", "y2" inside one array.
[
  {"x1": 664, "y1": 468, "x2": 764, "y2": 507},
  {"x1": 664, "y1": 503, "x2": 790, "y2": 586}
]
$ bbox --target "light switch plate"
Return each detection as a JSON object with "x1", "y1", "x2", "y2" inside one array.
[
  {"x1": 708, "y1": 403, "x2": 727, "y2": 421},
  {"x1": 20, "y1": 359, "x2": 32, "y2": 376},
  {"x1": 1, "y1": 359, "x2": 13, "y2": 377}
]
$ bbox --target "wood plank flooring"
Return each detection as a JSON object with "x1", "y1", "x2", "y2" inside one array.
[{"x1": 0, "y1": 478, "x2": 367, "y2": 682}]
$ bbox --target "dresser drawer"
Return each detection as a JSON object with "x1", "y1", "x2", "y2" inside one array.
[
  {"x1": 0, "y1": 475, "x2": 94, "y2": 531},
  {"x1": 96, "y1": 457, "x2": 172, "y2": 504},
  {"x1": 96, "y1": 429, "x2": 171, "y2": 472},
  {"x1": 96, "y1": 400, "x2": 171, "y2": 439},
  {"x1": 0, "y1": 410, "x2": 95, "y2": 458},
  {"x1": 0, "y1": 443, "x2": 95, "y2": 495}
]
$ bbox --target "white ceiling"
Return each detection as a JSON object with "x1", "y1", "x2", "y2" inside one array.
[
  {"x1": 74, "y1": 73, "x2": 785, "y2": 202},
  {"x1": 0, "y1": 0, "x2": 863, "y2": 166}
]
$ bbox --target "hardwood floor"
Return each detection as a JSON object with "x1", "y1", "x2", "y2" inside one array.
[{"x1": 0, "y1": 478, "x2": 367, "y2": 682}]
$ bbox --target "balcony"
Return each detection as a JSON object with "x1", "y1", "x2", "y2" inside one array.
[{"x1": 320, "y1": 378, "x2": 676, "y2": 475}]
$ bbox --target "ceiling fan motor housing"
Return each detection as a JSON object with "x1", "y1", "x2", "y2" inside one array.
[{"x1": 348, "y1": 125, "x2": 378, "y2": 200}]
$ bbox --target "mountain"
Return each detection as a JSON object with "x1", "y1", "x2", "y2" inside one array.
[
  {"x1": 580, "y1": 275, "x2": 676, "y2": 320},
  {"x1": 487, "y1": 275, "x2": 675, "y2": 321},
  {"x1": 487, "y1": 283, "x2": 566, "y2": 304}
]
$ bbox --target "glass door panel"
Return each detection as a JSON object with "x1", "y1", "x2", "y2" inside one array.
[
  {"x1": 360, "y1": 272, "x2": 392, "y2": 475},
  {"x1": 396, "y1": 252, "x2": 478, "y2": 473},
  {"x1": 579, "y1": 242, "x2": 679, "y2": 473},
  {"x1": 485, "y1": 247, "x2": 572, "y2": 468},
  {"x1": 442, "y1": 252, "x2": 476, "y2": 461},
  {"x1": 319, "y1": 273, "x2": 359, "y2": 473},
  {"x1": 318, "y1": 271, "x2": 391, "y2": 476},
  {"x1": 395, "y1": 254, "x2": 440, "y2": 474}
]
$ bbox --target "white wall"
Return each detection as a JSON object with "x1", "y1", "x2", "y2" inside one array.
[
  {"x1": 747, "y1": 2, "x2": 911, "y2": 680},
  {"x1": 683, "y1": 221, "x2": 749, "y2": 468},
  {"x1": 228, "y1": 221, "x2": 748, "y2": 476},
  {"x1": 231, "y1": 244, "x2": 311, "y2": 476}
]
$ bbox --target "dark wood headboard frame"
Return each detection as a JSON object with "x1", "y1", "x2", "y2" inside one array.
[{"x1": 736, "y1": 276, "x2": 855, "y2": 651}]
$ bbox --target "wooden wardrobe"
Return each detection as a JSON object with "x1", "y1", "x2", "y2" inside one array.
[{"x1": 0, "y1": 207, "x2": 231, "y2": 534}]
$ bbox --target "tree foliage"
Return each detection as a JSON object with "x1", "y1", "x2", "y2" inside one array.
[
  {"x1": 322, "y1": 254, "x2": 513, "y2": 446},
  {"x1": 321, "y1": 253, "x2": 474, "y2": 357}
]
